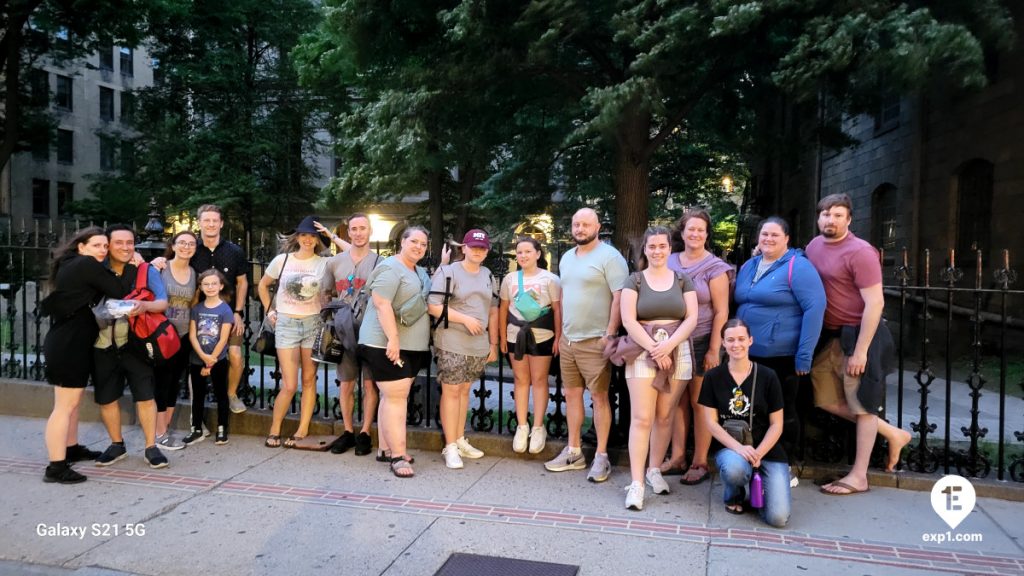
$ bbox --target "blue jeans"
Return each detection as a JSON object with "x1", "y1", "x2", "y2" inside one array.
[{"x1": 715, "y1": 449, "x2": 791, "y2": 528}]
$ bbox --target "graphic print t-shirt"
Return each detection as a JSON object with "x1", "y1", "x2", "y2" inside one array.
[
  {"x1": 190, "y1": 301, "x2": 234, "y2": 364},
  {"x1": 265, "y1": 253, "x2": 326, "y2": 316}
]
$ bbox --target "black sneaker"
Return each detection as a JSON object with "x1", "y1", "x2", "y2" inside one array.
[
  {"x1": 65, "y1": 444, "x2": 101, "y2": 463},
  {"x1": 330, "y1": 431, "x2": 356, "y2": 454},
  {"x1": 43, "y1": 462, "x2": 87, "y2": 484},
  {"x1": 144, "y1": 446, "x2": 168, "y2": 469},
  {"x1": 354, "y1": 432, "x2": 372, "y2": 456},
  {"x1": 182, "y1": 427, "x2": 205, "y2": 446},
  {"x1": 94, "y1": 443, "x2": 127, "y2": 467},
  {"x1": 215, "y1": 426, "x2": 228, "y2": 445}
]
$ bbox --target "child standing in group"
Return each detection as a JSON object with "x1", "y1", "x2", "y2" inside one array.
[{"x1": 183, "y1": 270, "x2": 235, "y2": 445}]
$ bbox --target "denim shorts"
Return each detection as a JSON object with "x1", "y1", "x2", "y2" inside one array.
[{"x1": 275, "y1": 314, "x2": 323, "y2": 349}]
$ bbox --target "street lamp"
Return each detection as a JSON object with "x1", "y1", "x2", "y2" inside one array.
[{"x1": 135, "y1": 195, "x2": 167, "y2": 260}]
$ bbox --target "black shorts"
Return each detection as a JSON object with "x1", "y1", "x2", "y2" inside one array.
[
  {"x1": 691, "y1": 334, "x2": 712, "y2": 377},
  {"x1": 507, "y1": 337, "x2": 554, "y2": 359},
  {"x1": 358, "y1": 345, "x2": 430, "y2": 382},
  {"x1": 92, "y1": 346, "x2": 156, "y2": 405}
]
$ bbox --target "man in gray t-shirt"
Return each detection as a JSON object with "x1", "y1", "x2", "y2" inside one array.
[
  {"x1": 322, "y1": 214, "x2": 381, "y2": 456},
  {"x1": 545, "y1": 208, "x2": 628, "y2": 483}
]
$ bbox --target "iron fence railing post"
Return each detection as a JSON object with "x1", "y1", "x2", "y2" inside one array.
[
  {"x1": 958, "y1": 250, "x2": 991, "y2": 478},
  {"x1": 940, "y1": 249, "x2": 962, "y2": 474},
  {"x1": 909, "y1": 249, "x2": 939, "y2": 473}
]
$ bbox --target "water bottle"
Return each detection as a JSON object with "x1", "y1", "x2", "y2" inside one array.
[{"x1": 749, "y1": 468, "x2": 764, "y2": 509}]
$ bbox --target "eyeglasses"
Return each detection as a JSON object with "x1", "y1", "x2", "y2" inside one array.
[{"x1": 175, "y1": 241, "x2": 197, "y2": 247}]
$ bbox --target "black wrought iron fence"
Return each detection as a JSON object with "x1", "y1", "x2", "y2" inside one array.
[{"x1": 5, "y1": 228, "x2": 1022, "y2": 482}]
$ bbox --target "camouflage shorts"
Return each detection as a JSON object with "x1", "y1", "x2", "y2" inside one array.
[{"x1": 435, "y1": 349, "x2": 488, "y2": 385}]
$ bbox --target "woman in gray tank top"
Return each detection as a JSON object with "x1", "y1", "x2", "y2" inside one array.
[
  {"x1": 619, "y1": 226, "x2": 698, "y2": 511},
  {"x1": 154, "y1": 231, "x2": 198, "y2": 450}
]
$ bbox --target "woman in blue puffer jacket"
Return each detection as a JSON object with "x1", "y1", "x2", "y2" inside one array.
[{"x1": 735, "y1": 217, "x2": 825, "y2": 462}]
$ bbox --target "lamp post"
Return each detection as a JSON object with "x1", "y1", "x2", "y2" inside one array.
[{"x1": 135, "y1": 195, "x2": 167, "y2": 261}]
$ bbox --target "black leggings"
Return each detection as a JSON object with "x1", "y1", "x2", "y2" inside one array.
[
  {"x1": 156, "y1": 337, "x2": 191, "y2": 412},
  {"x1": 750, "y1": 355, "x2": 800, "y2": 449},
  {"x1": 190, "y1": 358, "x2": 229, "y2": 431}
]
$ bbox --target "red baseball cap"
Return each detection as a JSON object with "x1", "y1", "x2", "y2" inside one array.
[{"x1": 458, "y1": 229, "x2": 491, "y2": 250}]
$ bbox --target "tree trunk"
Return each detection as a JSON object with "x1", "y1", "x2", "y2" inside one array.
[
  {"x1": 611, "y1": 106, "x2": 652, "y2": 265},
  {"x1": 454, "y1": 164, "x2": 477, "y2": 235}
]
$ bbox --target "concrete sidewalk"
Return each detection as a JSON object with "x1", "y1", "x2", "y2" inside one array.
[{"x1": 1, "y1": 413, "x2": 1023, "y2": 576}]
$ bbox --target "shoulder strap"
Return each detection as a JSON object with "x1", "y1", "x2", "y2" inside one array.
[
  {"x1": 430, "y1": 265, "x2": 454, "y2": 330},
  {"x1": 517, "y1": 269, "x2": 525, "y2": 292},
  {"x1": 749, "y1": 363, "x2": 757, "y2": 429},
  {"x1": 134, "y1": 262, "x2": 149, "y2": 292},
  {"x1": 268, "y1": 253, "x2": 289, "y2": 311}
]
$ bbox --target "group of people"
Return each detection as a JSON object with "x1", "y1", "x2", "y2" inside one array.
[
  {"x1": 42, "y1": 205, "x2": 249, "y2": 484},
  {"x1": 40, "y1": 194, "x2": 911, "y2": 531}
]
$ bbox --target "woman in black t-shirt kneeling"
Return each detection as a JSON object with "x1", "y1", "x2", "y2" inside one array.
[{"x1": 698, "y1": 318, "x2": 791, "y2": 527}]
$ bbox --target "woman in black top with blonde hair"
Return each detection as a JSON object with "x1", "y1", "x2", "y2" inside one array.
[{"x1": 41, "y1": 226, "x2": 126, "y2": 484}]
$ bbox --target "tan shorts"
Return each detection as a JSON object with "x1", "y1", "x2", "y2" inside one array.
[
  {"x1": 229, "y1": 331, "x2": 243, "y2": 347},
  {"x1": 625, "y1": 339, "x2": 693, "y2": 381},
  {"x1": 810, "y1": 338, "x2": 867, "y2": 415},
  {"x1": 559, "y1": 337, "x2": 611, "y2": 393}
]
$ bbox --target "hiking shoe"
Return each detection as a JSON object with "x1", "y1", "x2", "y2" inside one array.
[
  {"x1": 156, "y1": 434, "x2": 185, "y2": 451},
  {"x1": 65, "y1": 444, "x2": 101, "y2": 463},
  {"x1": 330, "y1": 431, "x2": 356, "y2": 454},
  {"x1": 144, "y1": 446, "x2": 168, "y2": 469},
  {"x1": 456, "y1": 437, "x2": 484, "y2": 459},
  {"x1": 544, "y1": 446, "x2": 586, "y2": 472},
  {"x1": 215, "y1": 426, "x2": 228, "y2": 445},
  {"x1": 624, "y1": 481, "x2": 645, "y2": 511},
  {"x1": 354, "y1": 432, "x2": 372, "y2": 456},
  {"x1": 646, "y1": 468, "x2": 670, "y2": 495},
  {"x1": 442, "y1": 443, "x2": 464, "y2": 469},
  {"x1": 182, "y1": 427, "x2": 205, "y2": 446},
  {"x1": 512, "y1": 425, "x2": 530, "y2": 453},
  {"x1": 587, "y1": 453, "x2": 611, "y2": 483},
  {"x1": 228, "y1": 395, "x2": 247, "y2": 414},
  {"x1": 94, "y1": 443, "x2": 127, "y2": 467},
  {"x1": 44, "y1": 463, "x2": 87, "y2": 484},
  {"x1": 528, "y1": 426, "x2": 547, "y2": 454}
]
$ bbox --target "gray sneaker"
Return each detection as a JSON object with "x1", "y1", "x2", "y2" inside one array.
[
  {"x1": 587, "y1": 453, "x2": 611, "y2": 483},
  {"x1": 544, "y1": 446, "x2": 586, "y2": 472},
  {"x1": 228, "y1": 395, "x2": 247, "y2": 414},
  {"x1": 156, "y1": 433, "x2": 185, "y2": 451}
]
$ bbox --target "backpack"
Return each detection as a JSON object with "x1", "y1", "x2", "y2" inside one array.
[{"x1": 125, "y1": 263, "x2": 180, "y2": 364}]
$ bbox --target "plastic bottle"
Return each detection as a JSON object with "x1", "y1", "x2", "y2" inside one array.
[{"x1": 749, "y1": 468, "x2": 764, "y2": 509}]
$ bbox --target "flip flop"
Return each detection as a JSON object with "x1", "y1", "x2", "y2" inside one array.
[
  {"x1": 264, "y1": 435, "x2": 282, "y2": 448},
  {"x1": 725, "y1": 503, "x2": 746, "y2": 515},
  {"x1": 283, "y1": 435, "x2": 305, "y2": 449},
  {"x1": 820, "y1": 480, "x2": 870, "y2": 496}
]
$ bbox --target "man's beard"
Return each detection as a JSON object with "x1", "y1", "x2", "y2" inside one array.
[{"x1": 574, "y1": 231, "x2": 598, "y2": 246}]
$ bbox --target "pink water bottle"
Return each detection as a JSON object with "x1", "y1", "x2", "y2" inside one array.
[{"x1": 749, "y1": 468, "x2": 764, "y2": 509}]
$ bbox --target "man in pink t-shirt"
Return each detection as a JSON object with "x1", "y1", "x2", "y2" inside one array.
[{"x1": 805, "y1": 193, "x2": 911, "y2": 496}]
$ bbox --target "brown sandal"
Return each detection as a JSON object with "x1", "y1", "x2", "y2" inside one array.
[
  {"x1": 264, "y1": 435, "x2": 282, "y2": 448},
  {"x1": 390, "y1": 456, "x2": 415, "y2": 478},
  {"x1": 680, "y1": 464, "x2": 710, "y2": 486}
]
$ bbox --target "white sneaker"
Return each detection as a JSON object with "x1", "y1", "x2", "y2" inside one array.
[
  {"x1": 625, "y1": 481, "x2": 645, "y2": 511},
  {"x1": 512, "y1": 425, "x2": 529, "y2": 453},
  {"x1": 528, "y1": 426, "x2": 547, "y2": 454},
  {"x1": 645, "y1": 468, "x2": 670, "y2": 495},
  {"x1": 456, "y1": 437, "x2": 484, "y2": 459},
  {"x1": 442, "y1": 443, "x2": 464, "y2": 469}
]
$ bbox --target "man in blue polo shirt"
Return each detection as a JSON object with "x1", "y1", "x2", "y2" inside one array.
[{"x1": 93, "y1": 225, "x2": 171, "y2": 469}]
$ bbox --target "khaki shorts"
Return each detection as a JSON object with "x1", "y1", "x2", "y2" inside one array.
[
  {"x1": 625, "y1": 338, "x2": 693, "y2": 381},
  {"x1": 559, "y1": 337, "x2": 611, "y2": 393},
  {"x1": 810, "y1": 338, "x2": 867, "y2": 415}
]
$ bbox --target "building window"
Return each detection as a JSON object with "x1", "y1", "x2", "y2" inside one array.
[
  {"x1": 871, "y1": 183, "x2": 899, "y2": 254},
  {"x1": 57, "y1": 129, "x2": 73, "y2": 164},
  {"x1": 55, "y1": 27, "x2": 71, "y2": 54},
  {"x1": 57, "y1": 182, "x2": 74, "y2": 216},
  {"x1": 120, "y1": 140, "x2": 136, "y2": 175},
  {"x1": 151, "y1": 58, "x2": 162, "y2": 85},
  {"x1": 31, "y1": 130, "x2": 49, "y2": 161},
  {"x1": 99, "y1": 43, "x2": 114, "y2": 71},
  {"x1": 32, "y1": 179, "x2": 50, "y2": 217},
  {"x1": 119, "y1": 47, "x2": 134, "y2": 77},
  {"x1": 55, "y1": 75, "x2": 73, "y2": 110},
  {"x1": 100, "y1": 136, "x2": 117, "y2": 171},
  {"x1": 100, "y1": 87, "x2": 115, "y2": 121},
  {"x1": 956, "y1": 159, "x2": 994, "y2": 263},
  {"x1": 30, "y1": 69, "x2": 49, "y2": 106},
  {"x1": 121, "y1": 91, "x2": 136, "y2": 123}
]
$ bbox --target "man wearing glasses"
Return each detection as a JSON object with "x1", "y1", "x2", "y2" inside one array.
[{"x1": 323, "y1": 214, "x2": 380, "y2": 455}]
